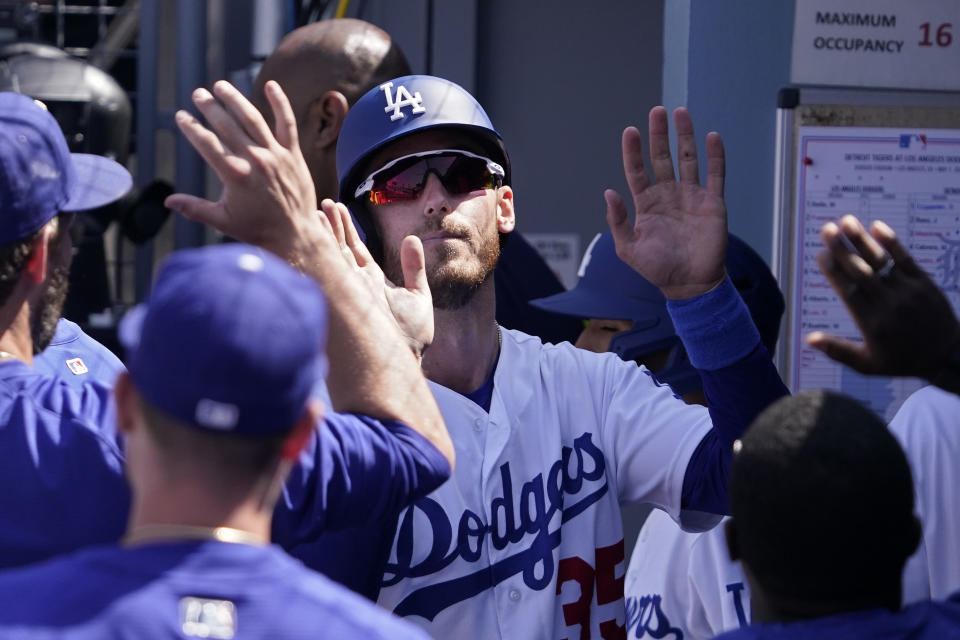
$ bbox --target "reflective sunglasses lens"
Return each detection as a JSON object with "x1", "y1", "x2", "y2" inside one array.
[
  {"x1": 371, "y1": 156, "x2": 458, "y2": 205},
  {"x1": 440, "y1": 155, "x2": 498, "y2": 194},
  {"x1": 368, "y1": 154, "x2": 498, "y2": 205}
]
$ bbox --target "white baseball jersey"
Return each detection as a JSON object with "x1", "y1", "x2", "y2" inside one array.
[
  {"x1": 377, "y1": 329, "x2": 716, "y2": 639},
  {"x1": 889, "y1": 384, "x2": 960, "y2": 604},
  {"x1": 625, "y1": 511, "x2": 749, "y2": 640}
]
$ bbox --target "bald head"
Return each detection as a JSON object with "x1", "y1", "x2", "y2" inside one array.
[{"x1": 254, "y1": 19, "x2": 411, "y2": 200}]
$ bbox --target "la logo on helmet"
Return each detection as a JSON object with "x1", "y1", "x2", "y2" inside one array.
[{"x1": 380, "y1": 81, "x2": 426, "y2": 122}]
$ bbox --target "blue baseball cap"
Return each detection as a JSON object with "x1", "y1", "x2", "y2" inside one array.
[
  {"x1": 0, "y1": 92, "x2": 132, "y2": 244},
  {"x1": 119, "y1": 244, "x2": 328, "y2": 437},
  {"x1": 530, "y1": 231, "x2": 677, "y2": 343},
  {"x1": 529, "y1": 231, "x2": 698, "y2": 393},
  {"x1": 531, "y1": 232, "x2": 785, "y2": 396},
  {"x1": 337, "y1": 74, "x2": 510, "y2": 202}
]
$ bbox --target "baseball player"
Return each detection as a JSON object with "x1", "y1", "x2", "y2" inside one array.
[
  {"x1": 0, "y1": 243, "x2": 431, "y2": 639},
  {"x1": 529, "y1": 231, "x2": 783, "y2": 638},
  {"x1": 168, "y1": 75, "x2": 792, "y2": 638},
  {"x1": 33, "y1": 318, "x2": 125, "y2": 388},
  {"x1": 0, "y1": 90, "x2": 453, "y2": 570},
  {"x1": 254, "y1": 19, "x2": 581, "y2": 344},
  {"x1": 252, "y1": 22, "x2": 577, "y2": 599},
  {"x1": 713, "y1": 390, "x2": 960, "y2": 640}
]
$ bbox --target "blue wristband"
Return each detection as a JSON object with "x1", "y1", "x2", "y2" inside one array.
[{"x1": 666, "y1": 275, "x2": 761, "y2": 370}]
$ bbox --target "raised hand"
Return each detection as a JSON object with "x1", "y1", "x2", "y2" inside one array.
[
  {"x1": 164, "y1": 80, "x2": 318, "y2": 263},
  {"x1": 605, "y1": 106, "x2": 727, "y2": 300},
  {"x1": 320, "y1": 199, "x2": 434, "y2": 356},
  {"x1": 808, "y1": 215, "x2": 960, "y2": 392}
]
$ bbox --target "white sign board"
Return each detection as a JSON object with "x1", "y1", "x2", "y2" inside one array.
[
  {"x1": 792, "y1": 0, "x2": 960, "y2": 91},
  {"x1": 791, "y1": 125, "x2": 960, "y2": 419},
  {"x1": 524, "y1": 232, "x2": 581, "y2": 290}
]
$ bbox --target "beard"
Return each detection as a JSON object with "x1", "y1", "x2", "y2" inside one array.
[
  {"x1": 30, "y1": 259, "x2": 70, "y2": 355},
  {"x1": 380, "y1": 219, "x2": 501, "y2": 310}
]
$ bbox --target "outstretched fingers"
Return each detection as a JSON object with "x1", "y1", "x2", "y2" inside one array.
[
  {"x1": 673, "y1": 107, "x2": 699, "y2": 185},
  {"x1": 173, "y1": 108, "x2": 233, "y2": 180},
  {"x1": 211, "y1": 80, "x2": 276, "y2": 150},
  {"x1": 604, "y1": 188, "x2": 634, "y2": 249},
  {"x1": 321, "y1": 199, "x2": 346, "y2": 246},
  {"x1": 839, "y1": 215, "x2": 889, "y2": 272},
  {"x1": 190, "y1": 87, "x2": 255, "y2": 158},
  {"x1": 821, "y1": 221, "x2": 879, "y2": 289},
  {"x1": 704, "y1": 131, "x2": 725, "y2": 198},
  {"x1": 647, "y1": 106, "x2": 676, "y2": 183},
  {"x1": 620, "y1": 126, "x2": 650, "y2": 199},
  {"x1": 339, "y1": 203, "x2": 375, "y2": 268},
  {"x1": 164, "y1": 193, "x2": 226, "y2": 229},
  {"x1": 806, "y1": 331, "x2": 874, "y2": 374},
  {"x1": 263, "y1": 80, "x2": 301, "y2": 152},
  {"x1": 871, "y1": 220, "x2": 923, "y2": 277},
  {"x1": 816, "y1": 243, "x2": 875, "y2": 305}
]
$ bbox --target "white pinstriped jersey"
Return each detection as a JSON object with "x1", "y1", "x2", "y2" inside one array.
[{"x1": 376, "y1": 329, "x2": 716, "y2": 639}]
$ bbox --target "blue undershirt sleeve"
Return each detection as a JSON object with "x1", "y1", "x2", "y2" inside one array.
[
  {"x1": 272, "y1": 413, "x2": 451, "y2": 546},
  {"x1": 667, "y1": 276, "x2": 789, "y2": 514}
]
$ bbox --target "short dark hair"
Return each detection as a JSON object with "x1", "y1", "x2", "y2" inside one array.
[
  {"x1": 730, "y1": 390, "x2": 918, "y2": 606},
  {"x1": 0, "y1": 229, "x2": 41, "y2": 306},
  {"x1": 140, "y1": 400, "x2": 287, "y2": 488}
]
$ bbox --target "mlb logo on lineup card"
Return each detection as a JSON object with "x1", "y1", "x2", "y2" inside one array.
[
  {"x1": 898, "y1": 133, "x2": 928, "y2": 149},
  {"x1": 65, "y1": 358, "x2": 88, "y2": 376},
  {"x1": 380, "y1": 81, "x2": 425, "y2": 121}
]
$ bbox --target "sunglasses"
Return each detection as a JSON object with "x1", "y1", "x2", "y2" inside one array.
[{"x1": 354, "y1": 149, "x2": 505, "y2": 206}]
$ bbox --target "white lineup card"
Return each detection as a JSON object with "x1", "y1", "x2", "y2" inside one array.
[{"x1": 792, "y1": 125, "x2": 960, "y2": 420}]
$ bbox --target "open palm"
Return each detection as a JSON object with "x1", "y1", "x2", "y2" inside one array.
[
  {"x1": 606, "y1": 107, "x2": 727, "y2": 300},
  {"x1": 322, "y1": 201, "x2": 434, "y2": 356}
]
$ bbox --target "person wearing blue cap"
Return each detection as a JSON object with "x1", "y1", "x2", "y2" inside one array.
[
  {"x1": 167, "y1": 77, "x2": 789, "y2": 640},
  {"x1": 0, "y1": 243, "x2": 432, "y2": 638},
  {"x1": 530, "y1": 232, "x2": 785, "y2": 404},
  {"x1": 0, "y1": 92, "x2": 130, "y2": 402},
  {"x1": 0, "y1": 88, "x2": 454, "y2": 586},
  {"x1": 0, "y1": 92, "x2": 135, "y2": 564},
  {"x1": 0, "y1": 92, "x2": 129, "y2": 392}
]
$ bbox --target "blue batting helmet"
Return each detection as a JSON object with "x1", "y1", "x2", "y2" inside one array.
[
  {"x1": 337, "y1": 75, "x2": 510, "y2": 201},
  {"x1": 336, "y1": 75, "x2": 509, "y2": 251},
  {"x1": 530, "y1": 232, "x2": 784, "y2": 396}
]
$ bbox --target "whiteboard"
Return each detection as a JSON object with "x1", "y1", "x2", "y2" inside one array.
[{"x1": 773, "y1": 88, "x2": 960, "y2": 420}]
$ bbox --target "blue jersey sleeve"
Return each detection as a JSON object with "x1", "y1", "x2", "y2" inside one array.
[
  {"x1": 667, "y1": 277, "x2": 789, "y2": 515},
  {"x1": 272, "y1": 413, "x2": 451, "y2": 546}
]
